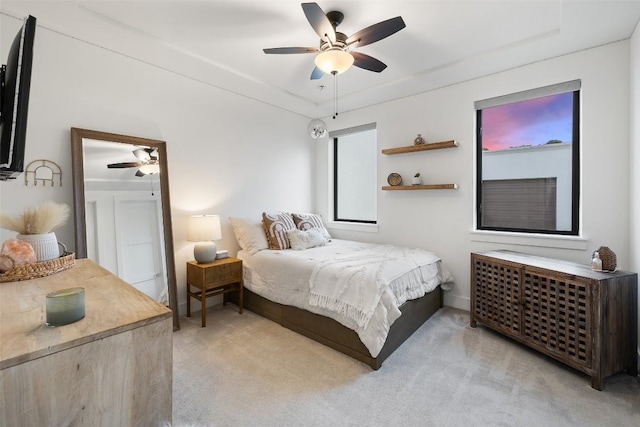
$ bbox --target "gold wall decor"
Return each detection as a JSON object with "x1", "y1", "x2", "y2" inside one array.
[{"x1": 24, "y1": 159, "x2": 62, "y2": 186}]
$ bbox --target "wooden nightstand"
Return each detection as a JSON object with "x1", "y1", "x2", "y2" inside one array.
[{"x1": 186, "y1": 257, "x2": 243, "y2": 327}]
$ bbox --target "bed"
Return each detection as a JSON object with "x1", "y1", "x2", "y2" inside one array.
[{"x1": 228, "y1": 214, "x2": 452, "y2": 369}]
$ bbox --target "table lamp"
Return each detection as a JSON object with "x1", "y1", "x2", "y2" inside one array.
[{"x1": 187, "y1": 214, "x2": 222, "y2": 263}]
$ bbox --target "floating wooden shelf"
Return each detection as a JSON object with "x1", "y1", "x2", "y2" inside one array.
[
  {"x1": 382, "y1": 184, "x2": 458, "y2": 191},
  {"x1": 381, "y1": 140, "x2": 458, "y2": 155}
]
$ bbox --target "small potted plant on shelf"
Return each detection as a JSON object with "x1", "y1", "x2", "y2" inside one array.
[{"x1": 411, "y1": 173, "x2": 422, "y2": 185}]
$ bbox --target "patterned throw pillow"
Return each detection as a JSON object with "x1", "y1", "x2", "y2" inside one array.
[
  {"x1": 286, "y1": 228, "x2": 327, "y2": 250},
  {"x1": 262, "y1": 212, "x2": 296, "y2": 250},
  {"x1": 291, "y1": 213, "x2": 332, "y2": 241}
]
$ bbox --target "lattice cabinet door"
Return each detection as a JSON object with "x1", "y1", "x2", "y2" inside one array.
[
  {"x1": 470, "y1": 250, "x2": 637, "y2": 390},
  {"x1": 471, "y1": 254, "x2": 522, "y2": 335},
  {"x1": 521, "y1": 268, "x2": 592, "y2": 369}
]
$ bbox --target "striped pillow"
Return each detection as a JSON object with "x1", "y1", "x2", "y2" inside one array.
[
  {"x1": 291, "y1": 213, "x2": 332, "y2": 241},
  {"x1": 262, "y1": 212, "x2": 296, "y2": 250}
]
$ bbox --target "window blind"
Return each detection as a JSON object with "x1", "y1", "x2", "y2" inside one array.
[
  {"x1": 475, "y1": 80, "x2": 581, "y2": 110},
  {"x1": 329, "y1": 122, "x2": 376, "y2": 138},
  {"x1": 481, "y1": 178, "x2": 557, "y2": 230}
]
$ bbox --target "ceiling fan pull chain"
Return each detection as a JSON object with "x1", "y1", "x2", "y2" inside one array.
[{"x1": 333, "y1": 71, "x2": 338, "y2": 119}]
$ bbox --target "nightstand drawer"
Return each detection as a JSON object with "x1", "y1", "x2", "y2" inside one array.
[{"x1": 203, "y1": 261, "x2": 242, "y2": 284}]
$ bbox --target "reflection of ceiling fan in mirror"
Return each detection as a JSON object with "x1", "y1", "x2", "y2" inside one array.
[{"x1": 107, "y1": 147, "x2": 160, "y2": 177}]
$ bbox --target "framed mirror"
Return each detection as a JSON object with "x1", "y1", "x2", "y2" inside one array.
[{"x1": 70, "y1": 128, "x2": 179, "y2": 330}]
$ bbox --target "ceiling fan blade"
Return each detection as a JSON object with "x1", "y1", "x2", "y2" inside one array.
[
  {"x1": 351, "y1": 52, "x2": 387, "y2": 73},
  {"x1": 310, "y1": 66, "x2": 324, "y2": 80},
  {"x1": 133, "y1": 148, "x2": 152, "y2": 162},
  {"x1": 107, "y1": 162, "x2": 142, "y2": 169},
  {"x1": 346, "y1": 16, "x2": 406, "y2": 48},
  {"x1": 263, "y1": 47, "x2": 319, "y2": 54},
  {"x1": 302, "y1": 2, "x2": 336, "y2": 43}
]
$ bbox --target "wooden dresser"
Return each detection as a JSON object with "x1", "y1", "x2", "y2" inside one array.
[
  {"x1": 470, "y1": 250, "x2": 638, "y2": 390},
  {"x1": 0, "y1": 259, "x2": 173, "y2": 425}
]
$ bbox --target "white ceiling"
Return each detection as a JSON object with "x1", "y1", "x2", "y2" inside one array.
[{"x1": 2, "y1": 1, "x2": 640, "y2": 118}]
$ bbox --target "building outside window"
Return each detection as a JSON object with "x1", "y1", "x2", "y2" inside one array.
[
  {"x1": 475, "y1": 80, "x2": 580, "y2": 235},
  {"x1": 331, "y1": 123, "x2": 377, "y2": 224}
]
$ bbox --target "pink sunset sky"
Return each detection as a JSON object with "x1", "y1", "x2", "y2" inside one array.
[{"x1": 481, "y1": 92, "x2": 573, "y2": 151}]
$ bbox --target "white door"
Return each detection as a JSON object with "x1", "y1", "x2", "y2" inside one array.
[
  {"x1": 85, "y1": 200, "x2": 99, "y2": 262},
  {"x1": 114, "y1": 196, "x2": 167, "y2": 303}
]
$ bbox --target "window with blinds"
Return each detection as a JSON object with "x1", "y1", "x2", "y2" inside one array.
[
  {"x1": 476, "y1": 81, "x2": 580, "y2": 235},
  {"x1": 481, "y1": 178, "x2": 557, "y2": 230}
]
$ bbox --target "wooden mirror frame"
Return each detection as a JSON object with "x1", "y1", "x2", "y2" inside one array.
[{"x1": 70, "y1": 127, "x2": 179, "y2": 331}]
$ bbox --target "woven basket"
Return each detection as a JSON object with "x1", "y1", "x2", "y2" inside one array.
[
  {"x1": 595, "y1": 246, "x2": 617, "y2": 271},
  {"x1": 0, "y1": 252, "x2": 75, "y2": 283}
]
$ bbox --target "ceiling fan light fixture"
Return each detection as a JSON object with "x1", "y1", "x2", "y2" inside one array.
[
  {"x1": 138, "y1": 164, "x2": 160, "y2": 175},
  {"x1": 314, "y1": 49, "x2": 353, "y2": 75}
]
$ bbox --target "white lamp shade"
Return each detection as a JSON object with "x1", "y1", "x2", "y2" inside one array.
[
  {"x1": 314, "y1": 50, "x2": 354, "y2": 74},
  {"x1": 187, "y1": 215, "x2": 222, "y2": 242},
  {"x1": 188, "y1": 215, "x2": 222, "y2": 263}
]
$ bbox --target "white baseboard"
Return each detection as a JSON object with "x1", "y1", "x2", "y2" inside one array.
[
  {"x1": 177, "y1": 295, "x2": 222, "y2": 317},
  {"x1": 443, "y1": 293, "x2": 470, "y2": 311}
]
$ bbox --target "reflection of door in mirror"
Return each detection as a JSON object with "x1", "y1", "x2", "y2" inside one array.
[
  {"x1": 115, "y1": 197, "x2": 167, "y2": 303},
  {"x1": 81, "y1": 139, "x2": 166, "y2": 300},
  {"x1": 70, "y1": 128, "x2": 179, "y2": 331},
  {"x1": 84, "y1": 175, "x2": 167, "y2": 302}
]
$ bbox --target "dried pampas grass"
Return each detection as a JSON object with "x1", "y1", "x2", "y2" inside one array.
[{"x1": 0, "y1": 202, "x2": 70, "y2": 235}]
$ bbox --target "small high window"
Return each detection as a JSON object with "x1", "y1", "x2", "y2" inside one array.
[{"x1": 475, "y1": 80, "x2": 580, "y2": 235}]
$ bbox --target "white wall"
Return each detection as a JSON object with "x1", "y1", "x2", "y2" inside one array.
[
  {"x1": 317, "y1": 41, "x2": 632, "y2": 312},
  {"x1": 630, "y1": 19, "x2": 640, "y2": 351},
  {"x1": 0, "y1": 14, "x2": 314, "y2": 314}
]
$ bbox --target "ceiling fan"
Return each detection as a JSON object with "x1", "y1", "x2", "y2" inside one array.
[
  {"x1": 263, "y1": 2, "x2": 406, "y2": 79},
  {"x1": 107, "y1": 147, "x2": 160, "y2": 177}
]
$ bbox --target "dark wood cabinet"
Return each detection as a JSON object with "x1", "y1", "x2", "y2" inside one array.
[{"x1": 471, "y1": 250, "x2": 637, "y2": 390}]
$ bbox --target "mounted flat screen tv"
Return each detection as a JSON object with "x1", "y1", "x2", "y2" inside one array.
[{"x1": 0, "y1": 15, "x2": 36, "y2": 181}]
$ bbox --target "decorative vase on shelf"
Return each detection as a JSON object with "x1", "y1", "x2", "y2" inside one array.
[
  {"x1": 411, "y1": 174, "x2": 422, "y2": 185},
  {"x1": 414, "y1": 134, "x2": 425, "y2": 145}
]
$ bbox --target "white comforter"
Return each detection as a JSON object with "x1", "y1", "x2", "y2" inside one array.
[{"x1": 237, "y1": 239, "x2": 450, "y2": 357}]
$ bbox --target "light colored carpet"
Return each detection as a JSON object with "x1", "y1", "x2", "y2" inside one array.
[{"x1": 172, "y1": 305, "x2": 640, "y2": 427}]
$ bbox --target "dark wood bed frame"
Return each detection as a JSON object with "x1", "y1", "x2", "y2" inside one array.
[{"x1": 230, "y1": 286, "x2": 443, "y2": 369}]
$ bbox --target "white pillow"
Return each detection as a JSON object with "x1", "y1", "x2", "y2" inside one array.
[
  {"x1": 285, "y1": 228, "x2": 327, "y2": 251},
  {"x1": 229, "y1": 217, "x2": 268, "y2": 254}
]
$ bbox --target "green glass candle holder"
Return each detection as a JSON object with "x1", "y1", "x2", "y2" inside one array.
[{"x1": 46, "y1": 287, "x2": 85, "y2": 326}]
